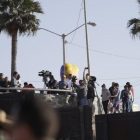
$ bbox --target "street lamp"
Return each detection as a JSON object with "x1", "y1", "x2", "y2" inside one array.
[{"x1": 38, "y1": 22, "x2": 96, "y2": 73}]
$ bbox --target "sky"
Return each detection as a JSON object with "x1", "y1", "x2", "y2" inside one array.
[{"x1": 1, "y1": 0, "x2": 140, "y2": 108}]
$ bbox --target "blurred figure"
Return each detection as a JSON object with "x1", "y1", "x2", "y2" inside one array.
[
  {"x1": 0, "y1": 73, "x2": 4, "y2": 82},
  {"x1": 111, "y1": 83, "x2": 121, "y2": 114},
  {"x1": 101, "y1": 84, "x2": 111, "y2": 114},
  {"x1": 86, "y1": 81, "x2": 95, "y2": 107},
  {"x1": 83, "y1": 67, "x2": 90, "y2": 85},
  {"x1": 0, "y1": 109, "x2": 14, "y2": 140},
  {"x1": 22, "y1": 82, "x2": 29, "y2": 92},
  {"x1": 3, "y1": 77, "x2": 11, "y2": 93},
  {"x1": 11, "y1": 72, "x2": 20, "y2": 92},
  {"x1": 17, "y1": 74, "x2": 22, "y2": 87},
  {"x1": 109, "y1": 82, "x2": 115, "y2": 101},
  {"x1": 126, "y1": 82, "x2": 134, "y2": 99},
  {"x1": 0, "y1": 73, "x2": 5, "y2": 92},
  {"x1": 66, "y1": 74, "x2": 73, "y2": 90},
  {"x1": 12, "y1": 98, "x2": 59, "y2": 140},
  {"x1": 121, "y1": 85, "x2": 129, "y2": 113},
  {"x1": 128, "y1": 85, "x2": 134, "y2": 112},
  {"x1": 59, "y1": 75, "x2": 69, "y2": 90},
  {"x1": 47, "y1": 75, "x2": 58, "y2": 94},
  {"x1": 74, "y1": 80, "x2": 87, "y2": 106}
]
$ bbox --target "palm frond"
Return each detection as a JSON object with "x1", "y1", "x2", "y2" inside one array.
[{"x1": 127, "y1": 18, "x2": 140, "y2": 38}]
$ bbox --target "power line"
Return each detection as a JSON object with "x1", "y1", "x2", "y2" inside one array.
[
  {"x1": 69, "y1": 0, "x2": 84, "y2": 44},
  {"x1": 68, "y1": 43, "x2": 140, "y2": 61}
]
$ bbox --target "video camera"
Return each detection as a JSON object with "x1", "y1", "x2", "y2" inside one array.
[
  {"x1": 72, "y1": 76, "x2": 77, "y2": 83},
  {"x1": 38, "y1": 70, "x2": 52, "y2": 84}
]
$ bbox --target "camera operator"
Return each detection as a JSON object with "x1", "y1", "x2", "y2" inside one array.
[
  {"x1": 47, "y1": 75, "x2": 58, "y2": 94},
  {"x1": 83, "y1": 67, "x2": 90, "y2": 85},
  {"x1": 66, "y1": 74, "x2": 73, "y2": 90},
  {"x1": 73, "y1": 80, "x2": 87, "y2": 106}
]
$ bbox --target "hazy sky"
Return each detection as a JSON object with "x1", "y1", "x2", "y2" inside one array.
[{"x1": 1, "y1": 0, "x2": 140, "y2": 108}]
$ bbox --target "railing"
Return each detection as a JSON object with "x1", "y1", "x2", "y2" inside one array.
[{"x1": 0, "y1": 87, "x2": 72, "y2": 93}]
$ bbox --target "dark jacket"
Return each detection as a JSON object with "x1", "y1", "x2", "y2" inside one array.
[
  {"x1": 109, "y1": 86, "x2": 114, "y2": 100},
  {"x1": 47, "y1": 80, "x2": 58, "y2": 94},
  {"x1": 87, "y1": 86, "x2": 95, "y2": 100}
]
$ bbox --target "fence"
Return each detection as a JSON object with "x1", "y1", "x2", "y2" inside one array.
[
  {"x1": 95, "y1": 112, "x2": 140, "y2": 140},
  {"x1": 0, "y1": 91, "x2": 93, "y2": 140}
]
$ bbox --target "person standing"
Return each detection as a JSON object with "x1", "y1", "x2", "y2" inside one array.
[
  {"x1": 126, "y1": 82, "x2": 134, "y2": 100},
  {"x1": 101, "y1": 84, "x2": 111, "y2": 114},
  {"x1": 87, "y1": 81, "x2": 95, "y2": 106},
  {"x1": 111, "y1": 83, "x2": 121, "y2": 114},
  {"x1": 11, "y1": 72, "x2": 20, "y2": 92},
  {"x1": 66, "y1": 74, "x2": 73, "y2": 90},
  {"x1": 128, "y1": 85, "x2": 134, "y2": 112},
  {"x1": 109, "y1": 82, "x2": 115, "y2": 101},
  {"x1": 121, "y1": 85, "x2": 129, "y2": 113},
  {"x1": 74, "y1": 80, "x2": 87, "y2": 106},
  {"x1": 17, "y1": 74, "x2": 22, "y2": 92},
  {"x1": 0, "y1": 73, "x2": 5, "y2": 92}
]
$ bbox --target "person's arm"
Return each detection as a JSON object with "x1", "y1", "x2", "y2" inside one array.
[
  {"x1": 107, "y1": 90, "x2": 111, "y2": 98},
  {"x1": 83, "y1": 67, "x2": 88, "y2": 81}
]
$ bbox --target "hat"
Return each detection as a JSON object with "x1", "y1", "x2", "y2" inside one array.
[{"x1": 0, "y1": 110, "x2": 14, "y2": 130}]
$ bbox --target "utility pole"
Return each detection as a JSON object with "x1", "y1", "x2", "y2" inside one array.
[
  {"x1": 62, "y1": 34, "x2": 66, "y2": 73},
  {"x1": 83, "y1": 0, "x2": 91, "y2": 76}
]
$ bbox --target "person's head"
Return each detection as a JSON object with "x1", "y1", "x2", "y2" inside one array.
[
  {"x1": 13, "y1": 72, "x2": 18, "y2": 78},
  {"x1": 68, "y1": 74, "x2": 73, "y2": 80},
  {"x1": 126, "y1": 82, "x2": 130, "y2": 86},
  {"x1": 0, "y1": 73, "x2": 4, "y2": 79},
  {"x1": 5, "y1": 77, "x2": 9, "y2": 82},
  {"x1": 86, "y1": 73, "x2": 90, "y2": 80},
  {"x1": 17, "y1": 74, "x2": 21, "y2": 80},
  {"x1": 62, "y1": 75, "x2": 66, "y2": 82},
  {"x1": 112, "y1": 82, "x2": 115, "y2": 86},
  {"x1": 24, "y1": 82, "x2": 28, "y2": 86},
  {"x1": 12, "y1": 99, "x2": 59, "y2": 140},
  {"x1": 50, "y1": 75, "x2": 54, "y2": 81},
  {"x1": 124, "y1": 85, "x2": 128, "y2": 90},
  {"x1": 128, "y1": 85, "x2": 132, "y2": 90},
  {"x1": 101, "y1": 84, "x2": 106, "y2": 90},
  {"x1": 79, "y1": 80, "x2": 84, "y2": 86},
  {"x1": 114, "y1": 83, "x2": 119, "y2": 89}
]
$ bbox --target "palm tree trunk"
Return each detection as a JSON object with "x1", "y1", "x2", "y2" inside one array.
[{"x1": 11, "y1": 28, "x2": 18, "y2": 79}]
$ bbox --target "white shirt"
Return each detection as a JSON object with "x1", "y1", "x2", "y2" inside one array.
[
  {"x1": 66, "y1": 78, "x2": 72, "y2": 90},
  {"x1": 129, "y1": 90, "x2": 134, "y2": 102}
]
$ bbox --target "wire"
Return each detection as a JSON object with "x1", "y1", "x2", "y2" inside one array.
[
  {"x1": 69, "y1": 0, "x2": 84, "y2": 44},
  {"x1": 68, "y1": 43, "x2": 140, "y2": 61}
]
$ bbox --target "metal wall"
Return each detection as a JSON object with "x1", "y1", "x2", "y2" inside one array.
[
  {"x1": 95, "y1": 112, "x2": 140, "y2": 140},
  {"x1": 0, "y1": 93, "x2": 93, "y2": 140}
]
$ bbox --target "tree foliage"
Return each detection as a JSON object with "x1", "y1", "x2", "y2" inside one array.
[
  {"x1": 0, "y1": 0, "x2": 44, "y2": 36},
  {"x1": 127, "y1": 0, "x2": 140, "y2": 38}
]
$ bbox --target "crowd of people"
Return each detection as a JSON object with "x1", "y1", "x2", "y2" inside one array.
[
  {"x1": 0, "y1": 69, "x2": 135, "y2": 113},
  {"x1": 0, "y1": 72, "x2": 35, "y2": 92},
  {"x1": 101, "y1": 82, "x2": 134, "y2": 114}
]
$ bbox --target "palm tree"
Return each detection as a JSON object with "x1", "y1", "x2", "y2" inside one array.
[
  {"x1": 0, "y1": 0, "x2": 43, "y2": 78},
  {"x1": 127, "y1": 0, "x2": 140, "y2": 38}
]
